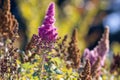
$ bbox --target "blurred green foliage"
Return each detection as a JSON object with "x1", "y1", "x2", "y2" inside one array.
[{"x1": 111, "y1": 42, "x2": 120, "y2": 54}]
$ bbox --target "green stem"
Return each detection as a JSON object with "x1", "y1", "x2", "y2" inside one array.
[{"x1": 38, "y1": 52, "x2": 46, "y2": 79}]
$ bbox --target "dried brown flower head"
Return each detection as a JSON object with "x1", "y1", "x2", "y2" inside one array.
[
  {"x1": 91, "y1": 57, "x2": 101, "y2": 79},
  {"x1": 24, "y1": 34, "x2": 40, "y2": 62},
  {"x1": 26, "y1": 34, "x2": 39, "y2": 51},
  {"x1": 0, "y1": 0, "x2": 18, "y2": 39},
  {"x1": 80, "y1": 59, "x2": 92, "y2": 80},
  {"x1": 67, "y1": 28, "x2": 81, "y2": 69},
  {"x1": 80, "y1": 58, "x2": 101, "y2": 80},
  {"x1": 59, "y1": 35, "x2": 68, "y2": 54}
]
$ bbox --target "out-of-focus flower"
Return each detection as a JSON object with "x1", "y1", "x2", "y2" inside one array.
[
  {"x1": 38, "y1": 2, "x2": 58, "y2": 42},
  {"x1": 83, "y1": 27, "x2": 109, "y2": 66},
  {"x1": 83, "y1": 48, "x2": 98, "y2": 66}
]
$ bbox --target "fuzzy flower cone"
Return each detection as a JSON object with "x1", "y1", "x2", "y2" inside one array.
[
  {"x1": 83, "y1": 27, "x2": 109, "y2": 67},
  {"x1": 38, "y1": 2, "x2": 58, "y2": 43}
]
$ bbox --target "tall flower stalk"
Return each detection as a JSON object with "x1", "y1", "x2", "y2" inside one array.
[
  {"x1": 30, "y1": 2, "x2": 58, "y2": 78},
  {"x1": 38, "y1": 2, "x2": 57, "y2": 43},
  {"x1": 25, "y1": 2, "x2": 58, "y2": 61},
  {"x1": 67, "y1": 28, "x2": 81, "y2": 69},
  {"x1": 83, "y1": 27, "x2": 109, "y2": 67}
]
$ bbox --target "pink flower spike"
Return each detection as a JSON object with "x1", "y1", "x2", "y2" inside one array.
[
  {"x1": 38, "y1": 2, "x2": 58, "y2": 42},
  {"x1": 83, "y1": 27, "x2": 109, "y2": 67}
]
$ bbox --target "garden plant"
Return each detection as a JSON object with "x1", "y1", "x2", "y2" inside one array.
[{"x1": 0, "y1": 0, "x2": 120, "y2": 80}]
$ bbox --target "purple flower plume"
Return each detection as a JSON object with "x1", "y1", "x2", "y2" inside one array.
[
  {"x1": 38, "y1": 2, "x2": 58, "y2": 42},
  {"x1": 83, "y1": 48, "x2": 98, "y2": 66},
  {"x1": 83, "y1": 27, "x2": 109, "y2": 67}
]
